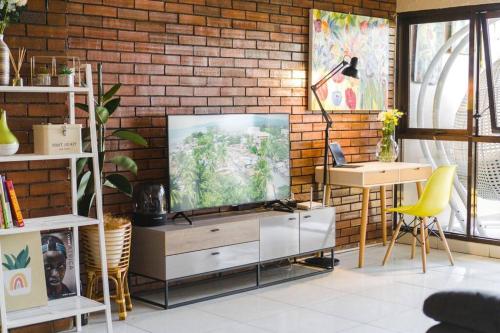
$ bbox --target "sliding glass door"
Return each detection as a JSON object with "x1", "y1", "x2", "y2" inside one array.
[{"x1": 397, "y1": 5, "x2": 500, "y2": 242}]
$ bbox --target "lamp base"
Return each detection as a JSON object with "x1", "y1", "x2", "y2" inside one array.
[{"x1": 304, "y1": 257, "x2": 339, "y2": 269}]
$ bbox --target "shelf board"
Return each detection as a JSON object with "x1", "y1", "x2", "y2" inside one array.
[
  {"x1": 6, "y1": 296, "x2": 106, "y2": 329},
  {"x1": 0, "y1": 214, "x2": 99, "y2": 236},
  {"x1": 0, "y1": 152, "x2": 94, "y2": 163},
  {"x1": 0, "y1": 86, "x2": 90, "y2": 93}
]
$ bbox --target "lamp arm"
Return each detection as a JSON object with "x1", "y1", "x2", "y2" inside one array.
[{"x1": 310, "y1": 61, "x2": 347, "y2": 91}]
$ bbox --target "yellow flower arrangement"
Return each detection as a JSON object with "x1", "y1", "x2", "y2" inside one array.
[{"x1": 377, "y1": 109, "x2": 404, "y2": 135}]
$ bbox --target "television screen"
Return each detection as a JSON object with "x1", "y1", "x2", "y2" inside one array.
[{"x1": 168, "y1": 114, "x2": 290, "y2": 212}]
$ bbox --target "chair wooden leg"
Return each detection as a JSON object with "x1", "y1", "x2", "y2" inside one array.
[
  {"x1": 420, "y1": 218, "x2": 427, "y2": 273},
  {"x1": 116, "y1": 273, "x2": 127, "y2": 320},
  {"x1": 123, "y1": 271, "x2": 133, "y2": 311},
  {"x1": 416, "y1": 182, "x2": 431, "y2": 254},
  {"x1": 382, "y1": 219, "x2": 404, "y2": 266},
  {"x1": 411, "y1": 223, "x2": 418, "y2": 259},
  {"x1": 435, "y1": 219, "x2": 454, "y2": 266}
]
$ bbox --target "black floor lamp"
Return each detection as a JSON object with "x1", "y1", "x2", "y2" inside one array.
[{"x1": 306, "y1": 56, "x2": 359, "y2": 269}]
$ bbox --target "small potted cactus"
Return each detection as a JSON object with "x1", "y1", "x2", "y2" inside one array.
[
  {"x1": 34, "y1": 65, "x2": 51, "y2": 86},
  {"x1": 58, "y1": 65, "x2": 74, "y2": 86}
]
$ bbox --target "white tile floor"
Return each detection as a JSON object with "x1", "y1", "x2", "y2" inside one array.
[{"x1": 84, "y1": 244, "x2": 500, "y2": 333}]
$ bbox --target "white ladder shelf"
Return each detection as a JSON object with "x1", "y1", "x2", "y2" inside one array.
[{"x1": 0, "y1": 64, "x2": 113, "y2": 332}]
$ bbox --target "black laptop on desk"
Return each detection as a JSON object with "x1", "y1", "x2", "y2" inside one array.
[{"x1": 329, "y1": 142, "x2": 362, "y2": 168}]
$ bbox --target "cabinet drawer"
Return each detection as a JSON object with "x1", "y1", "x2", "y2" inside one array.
[
  {"x1": 165, "y1": 219, "x2": 259, "y2": 255},
  {"x1": 400, "y1": 166, "x2": 432, "y2": 182},
  {"x1": 300, "y1": 208, "x2": 335, "y2": 253},
  {"x1": 260, "y1": 213, "x2": 300, "y2": 261},
  {"x1": 363, "y1": 169, "x2": 398, "y2": 186},
  {"x1": 165, "y1": 241, "x2": 259, "y2": 280}
]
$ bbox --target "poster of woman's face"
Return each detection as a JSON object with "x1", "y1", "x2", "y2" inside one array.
[{"x1": 41, "y1": 230, "x2": 76, "y2": 300}]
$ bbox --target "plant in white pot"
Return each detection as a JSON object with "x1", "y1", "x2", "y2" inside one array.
[
  {"x1": 0, "y1": 0, "x2": 28, "y2": 86},
  {"x1": 58, "y1": 65, "x2": 74, "y2": 86}
]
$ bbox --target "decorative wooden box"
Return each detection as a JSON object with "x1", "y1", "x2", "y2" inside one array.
[{"x1": 33, "y1": 124, "x2": 82, "y2": 155}]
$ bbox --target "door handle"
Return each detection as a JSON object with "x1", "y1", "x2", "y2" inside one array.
[
  {"x1": 211, "y1": 252, "x2": 220, "y2": 256},
  {"x1": 210, "y1": 228, "x2": 220, "y2": 232},
  {"x1": 288, "y1": 217, "x2": 297, "y2": 221},
  {"x1": 303, "y1": 215, "x2": 311, "y2": 218}
]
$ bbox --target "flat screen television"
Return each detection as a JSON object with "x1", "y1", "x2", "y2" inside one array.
[{"x1": 167, "y1": 114, "x2": 290, "y2": 212}]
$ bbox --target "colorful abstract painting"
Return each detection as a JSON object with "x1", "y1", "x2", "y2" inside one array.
[{"x1": 309, "y1": 10, "x2": 389, "y2": 111}]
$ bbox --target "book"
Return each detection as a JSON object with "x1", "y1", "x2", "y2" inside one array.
[
  {"x1": 0, "y1": 176, "x2": 11, "y2": 228},
  {"x1": 41, "y1": 229, "x2": 77, "y2": 300},
  {"x1": 6, "y1": 180, "x2": 24, "y2": 227},
  {"x1": 0, "y1": 196, "x2": 4, "y2": 229}
]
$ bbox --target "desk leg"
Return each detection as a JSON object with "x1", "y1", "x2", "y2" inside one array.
[
  {"x1": 359, "y1": 187, "x2": 370, "y2": 268},
  {"x1": 324, "y1": 184, "x2": 331, "y2": 206},
  {"x1": 416, "y1": 182, "x2": 431, "y2": 254},
  {"x1": 380, "y1": 186, "x2": 387, "y2": 246}
]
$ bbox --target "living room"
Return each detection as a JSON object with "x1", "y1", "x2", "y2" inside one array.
[{"x1": 0, "y1": 0, "x2": 498, "y2": 332}]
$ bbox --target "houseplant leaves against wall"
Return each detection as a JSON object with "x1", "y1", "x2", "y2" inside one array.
[{"x1": 76, "y1": 63, "x2": 148, "y2": 217}]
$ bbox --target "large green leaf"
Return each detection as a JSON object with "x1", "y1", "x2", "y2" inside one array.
[
  {"x1": 96, "y1": 106, "x2": 109, "y2": 125},
  {"x1": 78, "y1": 193, "x2": 95, "y2": 217},
  {"x1": 110, "y1": 155, "x2": 138, "y2": 175},
  {"x1": 102, "y1": 83, "x2": 121, "y2": 103},
  {"x1": 104, "y1": 174, "x2": 132, "y2": 197},
  {"x1": 76, "y1": 157, "x2": 89, "y2": 176},
  {"x1": 104, "y1": 98, "x2": 120, "y2": 116},
  {"x1": 77, "y1": 170, "x2": 92, "y2": 201},
  {"x1": 111, "y1": 130, "x2": 148, "y2": 147},
  {"x1": 75, "y1": 103, "x2": 89, "y2": 112}
]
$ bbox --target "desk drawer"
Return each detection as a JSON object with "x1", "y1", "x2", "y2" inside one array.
[
  {"x1": 166, "y1": 241, "x2": 259, "y2": 280},
  {"x1": 165, "y1": 218, "x2": 259, "y2": 255},
  {"x1": 400, "y1": 166, "x2": 432, "y2": 182},
  {"x1": 363, "y1": 169, "x2": 398, "y2": 186}
]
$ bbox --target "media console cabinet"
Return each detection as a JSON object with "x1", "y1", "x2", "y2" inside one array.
[{"x1": 130, "y1": 207, "x2": 335, "y2": 308}]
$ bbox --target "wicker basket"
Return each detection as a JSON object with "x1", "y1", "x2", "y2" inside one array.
[{"x1": 81, "y1": 215, "x2": 131, "y2": 270}]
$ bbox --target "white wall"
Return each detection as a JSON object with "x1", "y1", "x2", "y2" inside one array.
[{"x1": 397, "y1": 0, "x2": 499, "y2": 12}]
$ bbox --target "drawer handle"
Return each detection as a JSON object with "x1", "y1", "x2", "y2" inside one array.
[
  {"x1": 289, "y1": 217, "x2": 297, "y2": 221},
  {"x1": 380, "y1": 170, "x2": 386, "y2": 174},
  {"x1": 210, "y1": 228, "x2": 220, "y2": 232},
  {"x1": 211, "y1": 252, "x2": 220, "y2": 256},
  {"x1": 414, "y1": 167, "x2": 421, "y2": 170},
  {"x1": 303, "y1": 215, "x2": 311, "y2": 218}
]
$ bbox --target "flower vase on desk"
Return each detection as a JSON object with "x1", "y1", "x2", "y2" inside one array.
[
  {"x1": 0, "y1": 110, "x2": 19, "y2": 156},
  {"x1": 376, "y1": 131, "x2": 399, "y2": 162},
  {"x1": 375, "y1": 109, "x2": 403, "y2": 163}
]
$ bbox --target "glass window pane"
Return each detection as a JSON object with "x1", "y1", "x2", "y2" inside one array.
[
  {"x1": 402, "y1": 139, "x2": 468, "y2": 235},
  {"x1": 473, "y1": 142, "x2": 500, "y2": 238},
  {"x1": 477, "y1": 18, "x2": 500, "y2": 136},
  {"x1": 409, "y1": 20, "x2": 469, "y2": 130}
]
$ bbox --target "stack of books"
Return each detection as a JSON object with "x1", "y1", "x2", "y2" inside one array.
[{"x1": 0, "y1": 176, "x2": 23, "y2": 228}]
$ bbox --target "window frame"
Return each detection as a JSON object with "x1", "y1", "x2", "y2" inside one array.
[{"x1": 396, "y1": 3, "x2": 500, "y2": 244}]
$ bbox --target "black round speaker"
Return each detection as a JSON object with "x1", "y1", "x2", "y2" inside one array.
[{"x1": 132, "y1": 182, "x2": 168, "y2": 227}]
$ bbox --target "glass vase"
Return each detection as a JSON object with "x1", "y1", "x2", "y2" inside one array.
[{"x1": 376, "y1": 132, "x2": 399, "y2": 162}]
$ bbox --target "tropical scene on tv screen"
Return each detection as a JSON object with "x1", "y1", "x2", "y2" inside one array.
[{"x1": 168, "y1": 114, "x2": 290, "y2": 212}]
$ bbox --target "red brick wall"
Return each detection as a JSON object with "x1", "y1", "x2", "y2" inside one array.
[{"x1": 7, "y1": 0, "x2": 396, "y2": 249}]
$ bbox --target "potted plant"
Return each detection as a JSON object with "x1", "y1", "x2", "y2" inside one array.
[
  {"x1": 57, "y1": 65, "x2": 74, "y2": 86},
  {"x1": 34, "y1": 65, "x2": 51, "y2": 86},
  {"x1": 0, "y1": 0, "x2": 28, "y2": 86},
  {"x1": 76, "y1": 63, "x2": 148, "y2": 216}
]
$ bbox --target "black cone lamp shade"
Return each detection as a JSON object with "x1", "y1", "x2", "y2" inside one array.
[{"x1": 341, "y1": 57, "x2": 359, "y2": 79}]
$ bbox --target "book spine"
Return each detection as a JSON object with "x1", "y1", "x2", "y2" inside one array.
[
  {"x1": 0, "y1": 189, "x2": 4, "y2": 229},
  {"x1": 0, "y1": 176, "x2": 10, "y2": 228},
  {"x1": 6, "y1": 180, "x2": 23, "y2": 227},
  {"x1": 2, "y1": 176, "x2": 12, "y2": 228}
]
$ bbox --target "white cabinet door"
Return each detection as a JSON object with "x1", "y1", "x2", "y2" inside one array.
[
  {"x1": 259, "y1": 213, "x2": 300, "y2": 261},
  {"x1": 166, "y1": 241, "x2": 259, "y2": 280},
  {"x1": 299, "y1": 207, "x2": 335, "y2": 253}
]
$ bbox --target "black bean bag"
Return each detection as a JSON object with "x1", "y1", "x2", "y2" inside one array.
[{"x1": 424, "y1": 291, "x2": 500, "y2": 333}]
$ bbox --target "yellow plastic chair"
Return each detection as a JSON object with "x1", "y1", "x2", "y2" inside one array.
[{"x1": 382, "y1": 165, "x2": 456, "y2": 273}]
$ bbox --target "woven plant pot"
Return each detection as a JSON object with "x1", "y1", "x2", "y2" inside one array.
[{"x1": 82, "y1": 215, "x2": 131, "y2": 270}]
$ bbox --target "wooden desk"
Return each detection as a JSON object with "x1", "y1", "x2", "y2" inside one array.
[{"x1": 315, "y1": 162, "x2": 432, "y2": 268}]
